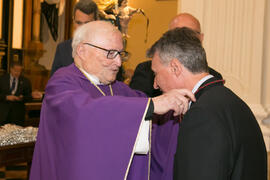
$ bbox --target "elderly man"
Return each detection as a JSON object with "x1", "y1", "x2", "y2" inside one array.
[
  {"x1": 148, "y1": 27, "x2": 267, "y2": 180},
  {"x1": 30, "y1": 21, "x2": 195, "y2": 180}
]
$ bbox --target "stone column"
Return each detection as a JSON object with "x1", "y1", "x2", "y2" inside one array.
[
  {"x1": 32, "y1": 0, "x2": 41, "y2": 41},
  {"x1": 27, "y1": 0, "x2": 44, "y2": 65}
]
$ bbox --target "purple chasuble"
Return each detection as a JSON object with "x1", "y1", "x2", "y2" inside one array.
[
  {"x1": 150, "y1": 112, "x2": 180, "y2": 180},
  {"x1": 30, "y1": 64, "x2": 150, "y2": 180}
]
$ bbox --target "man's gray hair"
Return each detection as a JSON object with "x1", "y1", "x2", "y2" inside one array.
[
  {"x1": 73, "y1": 0, "x2": 98, "y2": 20},
  {"x1": 147, "y1": 27, "x2": 208, "y2": 73}
]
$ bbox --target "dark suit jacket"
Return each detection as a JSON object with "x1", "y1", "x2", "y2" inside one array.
[
  {"x1": 130, "y1": 60, "x2": 162, "y2": 97},
  {"x1": 0, "y1": 74, "x2": 32, "y2": 125},
  {"x1": 50, "y1": 39, "x2": 125, "y2": 81},
  {"x1": 50, "y1": 39, "x2": 73, "y2": 76},
  {"x1": 173, "y1": 77, "x2": 267, "y2": 180},
  {"x1": 129, "y1": 60, "x2": 223, "y2": 97}
]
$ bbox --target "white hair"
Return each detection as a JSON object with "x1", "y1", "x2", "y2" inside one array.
[
  {"x1": 72, "y1": 24, "x2": 89, "y2": 58},
  {"x1": 71, "y1": 20, "x2": 119, "y2": 58}
]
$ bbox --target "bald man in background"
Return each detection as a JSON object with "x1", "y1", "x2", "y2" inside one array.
[{"x1": 129, "y1": 13, "x2": 222, "y2": 97}]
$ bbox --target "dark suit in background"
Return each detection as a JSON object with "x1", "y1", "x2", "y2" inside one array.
[
  {"x1": 129, "y1": 60, "x2": 162, "y2": 97},
  {"x1": 173, "y1": 77, "x2": 267, "y2": 180},
  {"x1": 50, "y1": 39, "x2": 124, "y2": 81},
  {"x1": 0, "y1": 74, "x2": 32, "y2": 125},
  {"x1": 129, "y1": 60, "x2": 222, "y2": 97},
  {"x1": 50, "y1": 39, "x2": 73, "y2": 76}
]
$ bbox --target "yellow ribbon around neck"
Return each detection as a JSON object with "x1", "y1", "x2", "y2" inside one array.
[{"x1": 77, "y1": 66, "x2": 114, "y2": 96}]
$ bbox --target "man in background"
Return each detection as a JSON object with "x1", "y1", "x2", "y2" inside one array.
[
  {"x1": 148, "y1": 27, "x2": 267, "y2": 180},
  {"x1": 0, "y1": 62, "x2": 32, "y2": 126},
  {"x1": 130, "y1": 13, "x2": 222, "y2": 97},
  {"x1": 50, "y1": 0, "x2": 98, "y2": 76},
  {"x1": 30, "y1": 21, "x2": 195, "y2": 180}
]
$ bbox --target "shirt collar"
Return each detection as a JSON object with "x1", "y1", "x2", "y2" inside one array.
[
  {"x1": 78, "y1": 67, "x2": 103, "y2": 85},
  {"x1": 189, "y1": 74, "x2": 213, "y2": 108},
  {"x1": 191, "y1": 74, "x2": 214, "y2": 94},
  {"x1": 10, "y1": 74, "x2": 18, "y2": 81}
]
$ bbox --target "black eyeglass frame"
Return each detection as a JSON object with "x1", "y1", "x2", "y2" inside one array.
[{"x1": 83, "y1": 43, "x2": 129, "y2": 60}]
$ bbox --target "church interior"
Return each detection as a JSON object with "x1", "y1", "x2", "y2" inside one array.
[{"x1": 0, "y1": 0, "x2": 270, "y2": 179}]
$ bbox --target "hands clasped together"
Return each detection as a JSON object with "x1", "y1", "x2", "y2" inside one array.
[
  {"x1": 6, "y1": 95, "x2": 23, "y2": 101},
  {"x1": 152, "y1": 89, "x2": 195, "y2": 116}
]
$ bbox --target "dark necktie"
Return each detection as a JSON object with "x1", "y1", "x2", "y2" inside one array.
[{"x1": 10, "y1": 78, "x2": 16, "y2": 92}]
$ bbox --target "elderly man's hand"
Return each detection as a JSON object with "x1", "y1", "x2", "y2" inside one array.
[{"x1": 152, "y1": 89, "x2": 195, "y2": 116}]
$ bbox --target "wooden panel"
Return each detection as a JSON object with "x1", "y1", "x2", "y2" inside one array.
[
  {"x1": 24, "y1": 102, "x2": 42, "y2": 127},
  {"x1": 24, "y1": 67, "x2": 49, "y2": 91},
  {"x1": 0, "y1": 142, "x2": 35, "y2": 166}
]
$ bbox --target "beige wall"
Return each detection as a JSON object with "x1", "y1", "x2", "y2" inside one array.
[
  {"x1": 123, "y1": 0, "x2": 177, "y2": 71},
  {"x1": 178, "y1": 0, "x2": 270, "y2": 150},
  {"x1": 262, "y1": 0, "x2": 270, "y2": 114}
]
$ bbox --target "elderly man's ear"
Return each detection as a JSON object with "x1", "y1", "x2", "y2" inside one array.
[
  {"x1": 170, "y1": 58, "x2": 182, "y2": 77},
  {"x1": 77, "y1": 44, "x2": 86, "y2": 59}
]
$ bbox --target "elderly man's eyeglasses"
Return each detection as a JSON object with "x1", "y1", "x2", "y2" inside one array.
[{"x1": 83, "y1": 43, "x2": 129, "y2": 60}]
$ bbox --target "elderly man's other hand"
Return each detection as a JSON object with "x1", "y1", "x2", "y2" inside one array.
[{"x1": 152, "y1": 89, "x2": 195, "y2": 116}]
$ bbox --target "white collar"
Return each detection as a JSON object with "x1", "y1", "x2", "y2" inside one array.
[
  {"x1": 10, "y1": 74, "x2": 17, "y2": 80},
  {"x1": 189, "y1": 74, "x2": 213, "y2": 108},
  {"x1": 79, "y1": 68, "x2": 103, "y2": 85},
  {"x1": 191, "y1": 74, "x2": 214, "y2": 94}
]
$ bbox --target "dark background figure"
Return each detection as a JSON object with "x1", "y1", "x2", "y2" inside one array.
[
  {"x1": 129, "y1": 60, "x2": 162, "y2": 97},
  {"x1": 129, "y1": 13, "x2": 222, "y2": 97},
  {"x1": 0, "y1": 62, "x2": 32, "y2": 126}
]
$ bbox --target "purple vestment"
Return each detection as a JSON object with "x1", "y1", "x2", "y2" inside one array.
[
  {"x1": 150, "y1": 112, "x2": 180, "y2": 180},
  {"x1": 30, "y1": 64, "x2": 150, "y2": 180}
]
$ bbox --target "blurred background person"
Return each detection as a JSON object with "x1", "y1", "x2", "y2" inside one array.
[{"x1": 0, "y1": 62, "x2": 32, "y2": 126}]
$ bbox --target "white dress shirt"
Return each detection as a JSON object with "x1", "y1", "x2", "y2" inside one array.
[{"x1": 10, "y1": 75, "x2": 18, "y2": 95}]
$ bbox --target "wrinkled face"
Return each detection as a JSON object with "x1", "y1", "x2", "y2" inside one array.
[
  {"x1": 81, "y1": 31, "x2": 123, "y2": 84},
  {"x1": 151, "y1": 52, "x2": 176, "y2": 93},
  {"x1": 73, "y1": 10, "x2": 95, "y2": 30},
  {"x1": 10, "y1": 65, "x2": 23, "y2": 78}
]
